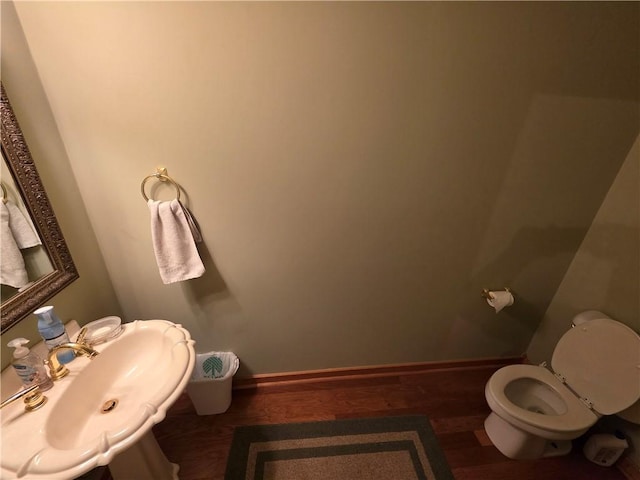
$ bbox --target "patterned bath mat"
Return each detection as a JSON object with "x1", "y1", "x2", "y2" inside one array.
[{"x1": 224, "y1": 415, "x2": 454, "y2": 480}]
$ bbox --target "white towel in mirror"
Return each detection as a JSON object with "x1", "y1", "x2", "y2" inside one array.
[
  {"x1": 5, "y1": 200, "x2": 41, "y2": 248},
  {"x1": 1, "y1": 202, "x2": 29, "y2": 288}
]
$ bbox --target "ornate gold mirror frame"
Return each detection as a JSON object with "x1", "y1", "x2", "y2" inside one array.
[{"x1": 1, "y1": 83, "x2": 79, "y2": 332}]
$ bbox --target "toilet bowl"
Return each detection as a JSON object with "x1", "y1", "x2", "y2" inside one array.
[{"x1": 484, "y1": 315, "x2": 640, "y2": 460}]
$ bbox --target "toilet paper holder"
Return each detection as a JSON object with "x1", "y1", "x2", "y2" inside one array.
[
  {"x1": 481, "y1": 287, "x2": 511, "y2": 300},
  {"x1": 482, "y1": 287, "x2": 515, "y2": 313}
]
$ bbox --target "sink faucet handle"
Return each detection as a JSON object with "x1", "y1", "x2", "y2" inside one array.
[
  {"x1": 76, "y1": 326, "x2": 89, "y2": 345},
  {"x1": 0, "y1": 384, "x2": 48, "y2": 412}
]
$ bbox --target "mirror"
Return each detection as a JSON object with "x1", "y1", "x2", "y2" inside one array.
[{"x1": 0, "y1": 83, "x2": 79, "y2": 332}]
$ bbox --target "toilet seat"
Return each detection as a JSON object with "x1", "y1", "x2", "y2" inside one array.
[
  {"x1": 487, "y1": 364, "x2": 597, "y2": 434},
  {"x1": 552, "y1": 318, "x2": 640, "y2": 415}
]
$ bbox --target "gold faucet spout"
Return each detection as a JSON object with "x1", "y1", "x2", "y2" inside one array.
[{"x1": 47, "y1": 342, "x2": 99, "y2": 381}]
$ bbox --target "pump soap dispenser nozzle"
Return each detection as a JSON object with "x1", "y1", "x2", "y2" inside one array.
[{"x1": 7, "y1": 338, "x2": 53, "y2": 392}]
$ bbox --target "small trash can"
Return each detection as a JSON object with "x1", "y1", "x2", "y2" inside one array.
[{"x1": 186, "y1": 351, "x2": 239, "y2": 415}]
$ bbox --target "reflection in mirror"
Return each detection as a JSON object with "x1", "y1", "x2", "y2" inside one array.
[
  {"x1": 1, "y1": 154, "x2": 54, "y2": 302},
  {"x1": 0, "y1": 83, "x2": 79, "y2": 332}
]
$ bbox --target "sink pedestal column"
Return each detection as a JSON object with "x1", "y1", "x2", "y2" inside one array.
[{"x1": 108, "y1": 430, "x2": 179, "y2": 480}]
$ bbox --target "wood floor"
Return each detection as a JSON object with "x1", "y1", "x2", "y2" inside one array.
[{"x1": 152, "y1": 362, "x2": 629, "y2": 480}]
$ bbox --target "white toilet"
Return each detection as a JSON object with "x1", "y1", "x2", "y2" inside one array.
[{"x1": 484, "y1": 311, "x2": 640, "y2": 460}]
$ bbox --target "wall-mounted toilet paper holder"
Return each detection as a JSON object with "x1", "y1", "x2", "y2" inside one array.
[
  {"x1": 481, "y1": 287, "x2": 511, "y2": 299},
  {"x1": 482, "y1": 287, "x2": 515, "y2": 313}
]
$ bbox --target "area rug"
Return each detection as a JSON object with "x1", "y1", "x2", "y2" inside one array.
[{"x1": 224, "y1": 415, "x2": 454, "y2": 480}]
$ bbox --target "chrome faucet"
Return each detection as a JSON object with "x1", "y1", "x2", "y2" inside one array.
[
  {"x1": 0, "y1": 384, "x2": 47, "y2": 412},
  {"x1": 47, "y1": 342, "x2": 99, "y2": 381}
]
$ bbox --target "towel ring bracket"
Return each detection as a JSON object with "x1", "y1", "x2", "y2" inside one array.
[{"x1": 141, "y1": 170, "x2": 181, "y2": 202}]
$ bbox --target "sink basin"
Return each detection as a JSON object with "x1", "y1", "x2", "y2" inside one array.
[{"x1": 0, "y1": 319, "x2": 195, "y2": 479}]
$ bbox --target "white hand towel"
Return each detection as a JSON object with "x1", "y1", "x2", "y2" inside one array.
[
  {"x1": 5, "y1": 200, "x2": 41, "y2": 248},
  {"x1": 1, "y1": 202, "x2": 29, "y2": 288},
  {"x1": 148, "y1": 199, "x2": 205, "y2": 284}
]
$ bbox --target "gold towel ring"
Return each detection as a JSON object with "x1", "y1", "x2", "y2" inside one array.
[
  {"x1": 140, "y1": 172, "x2": 181, "y2": 202},
  {"x1": 1, "y1": 182, "x2": 7, "y2": 204}
]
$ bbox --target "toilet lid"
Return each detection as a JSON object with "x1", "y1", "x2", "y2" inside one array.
[{"x1": 552, "y1": 318, "x2": 640, "y2": 415}]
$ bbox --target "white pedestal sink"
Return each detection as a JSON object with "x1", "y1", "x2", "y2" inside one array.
[
  {"x1": 108, "y1": 430, "x2": 178, "y2": 480},
  {"x1": 0, "y1": 319, "x2": 195, "y2": 479}
]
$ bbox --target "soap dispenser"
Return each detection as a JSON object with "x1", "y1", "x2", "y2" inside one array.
[
  {"x1": 34, "y1": 305, "x2": 74, "y2": 364},
  {"x1": 7, "y1": 338, "x2": 54, "y2": 392}
]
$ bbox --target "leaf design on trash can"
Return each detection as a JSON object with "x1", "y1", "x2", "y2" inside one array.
[{"x1": 203, "y1": 356, "x2": 224, "y2": 378}]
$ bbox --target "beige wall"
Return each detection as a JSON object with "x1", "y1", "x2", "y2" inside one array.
[
  {"x1": 527, "y1": 136, "x2": 640, "y2": 463},
  {"x1": 0, "y1": 2, "x2": 123, "y2": 370},
  {"x1": 527, "y1": 136, "x2": 640, "y2": 363},
  {"x1": 3, "y1": 2, "x2": 639, "y2": 377}
]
